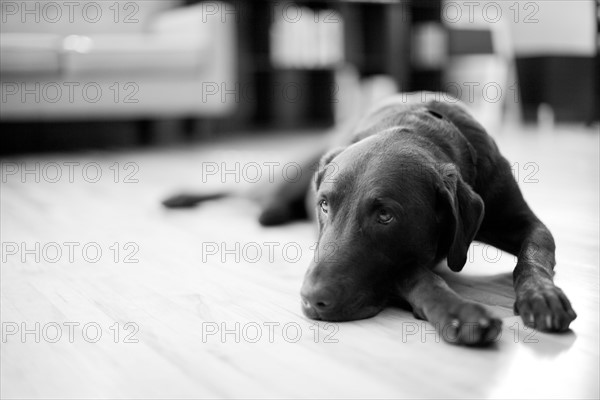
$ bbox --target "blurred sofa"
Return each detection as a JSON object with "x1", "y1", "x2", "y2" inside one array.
[{"x1": 0, "y1": 0, "x2": 236, "y2": 121}]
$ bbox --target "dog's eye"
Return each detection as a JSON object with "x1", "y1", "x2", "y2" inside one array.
[
  {"x1": 319, "y1": 199, "x2": 329, "y2": 214},
  {"x1": 377, "y1": 208, "x2": 394, "y2": 224}
]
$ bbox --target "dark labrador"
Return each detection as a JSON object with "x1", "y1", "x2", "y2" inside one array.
[{"x1": 164, "y1": 92, "x2": 577, "y2": 346}]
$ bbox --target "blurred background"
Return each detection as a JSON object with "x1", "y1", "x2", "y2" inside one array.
[
  {"x1": 2, "y1": 2, "x2": 599, "y2": 398},
  {"x1": 1, "y1": 0, "x2": 598, "y2": 154}
]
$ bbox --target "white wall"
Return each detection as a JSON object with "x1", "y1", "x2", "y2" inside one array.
[{"x1": 442, "y1": 0, "x2": 596, "y2": 56}]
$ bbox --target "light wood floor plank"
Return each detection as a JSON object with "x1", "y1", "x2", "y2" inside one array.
[{"x1": 1, "y1": 126, "x2": 598, "y2": 398}]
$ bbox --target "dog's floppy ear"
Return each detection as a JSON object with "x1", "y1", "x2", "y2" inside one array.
[
  {"x1": 436, "y1": 164, "x2": 484, "y2": 272},
  {"x1": 314, "y1": 146, "x2": 345, "y2": 190}
]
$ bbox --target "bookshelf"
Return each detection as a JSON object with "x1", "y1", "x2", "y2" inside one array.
[{"x1": 186, "y1": 0, "x2": 447, "y2": 131}]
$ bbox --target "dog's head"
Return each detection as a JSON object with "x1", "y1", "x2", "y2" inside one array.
[{"x1": 301, "y1": 130, "x2": 484, "y2": 321}]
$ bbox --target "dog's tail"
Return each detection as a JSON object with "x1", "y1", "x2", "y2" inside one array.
[{"x1": 162, "y1": 193, "x2": 228, "y2": 208}]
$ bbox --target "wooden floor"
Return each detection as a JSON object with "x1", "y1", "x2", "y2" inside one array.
[{"x1": 1, "y1": 124, "x2": 598, "y2": 399}]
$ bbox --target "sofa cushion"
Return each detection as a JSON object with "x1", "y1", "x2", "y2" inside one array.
[
  {"x1": 61, "y1": 34, "x2": 209, "y2": 75},
  {"x1": 0, "y1": 34, "x2": 62, "y2": 74}
]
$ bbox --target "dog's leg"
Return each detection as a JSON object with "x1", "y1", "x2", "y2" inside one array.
[
  {"x1": 397, "y1": 268, "x2": 502, "y2": 346},
  {"x1": 512, "y1": 221, "x2": 577, "y2": 331},
  {"x1": 162, "y1": 193, "x2": 227, "y2": 208},
  {"x1": 478, "y1": 215, "x2": 577, "y2": 332},
  {"x1": 258, "y1": 150, "x2": 324, "y2": 226},
  {"x1": 476, "y1": 172, "x2": 577, "y2": 332}
]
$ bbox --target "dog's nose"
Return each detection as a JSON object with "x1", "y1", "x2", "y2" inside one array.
[{"x1": 301, "y1": 287, "x2": 336, "y2": 312}]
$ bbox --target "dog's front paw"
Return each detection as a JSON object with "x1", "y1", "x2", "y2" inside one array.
[
  {"x1": 514, "y1": 284, "x2": 577, "y2": 332},
  {"x1": 438, "y1": 302, "x2": 502, "y2": 346}
]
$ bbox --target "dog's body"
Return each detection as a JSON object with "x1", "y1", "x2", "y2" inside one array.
[{"x1": 165, "y1": 92, "x2": 576, "y2": 346}]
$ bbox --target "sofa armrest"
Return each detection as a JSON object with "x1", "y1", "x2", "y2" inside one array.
[
  {"x1": 149, "y1": 2, "x2": 237, "y2": 86},
  {"x1": 0, "y1": 34, "x2": 63, "y2": 74},
  {"x1": 62, "y1": 33, "x2": 209, "y2": 75}
]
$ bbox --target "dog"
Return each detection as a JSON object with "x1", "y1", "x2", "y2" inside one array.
[{"x1": 164, "y1": 92, "x2": 577, "y2": 346}]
